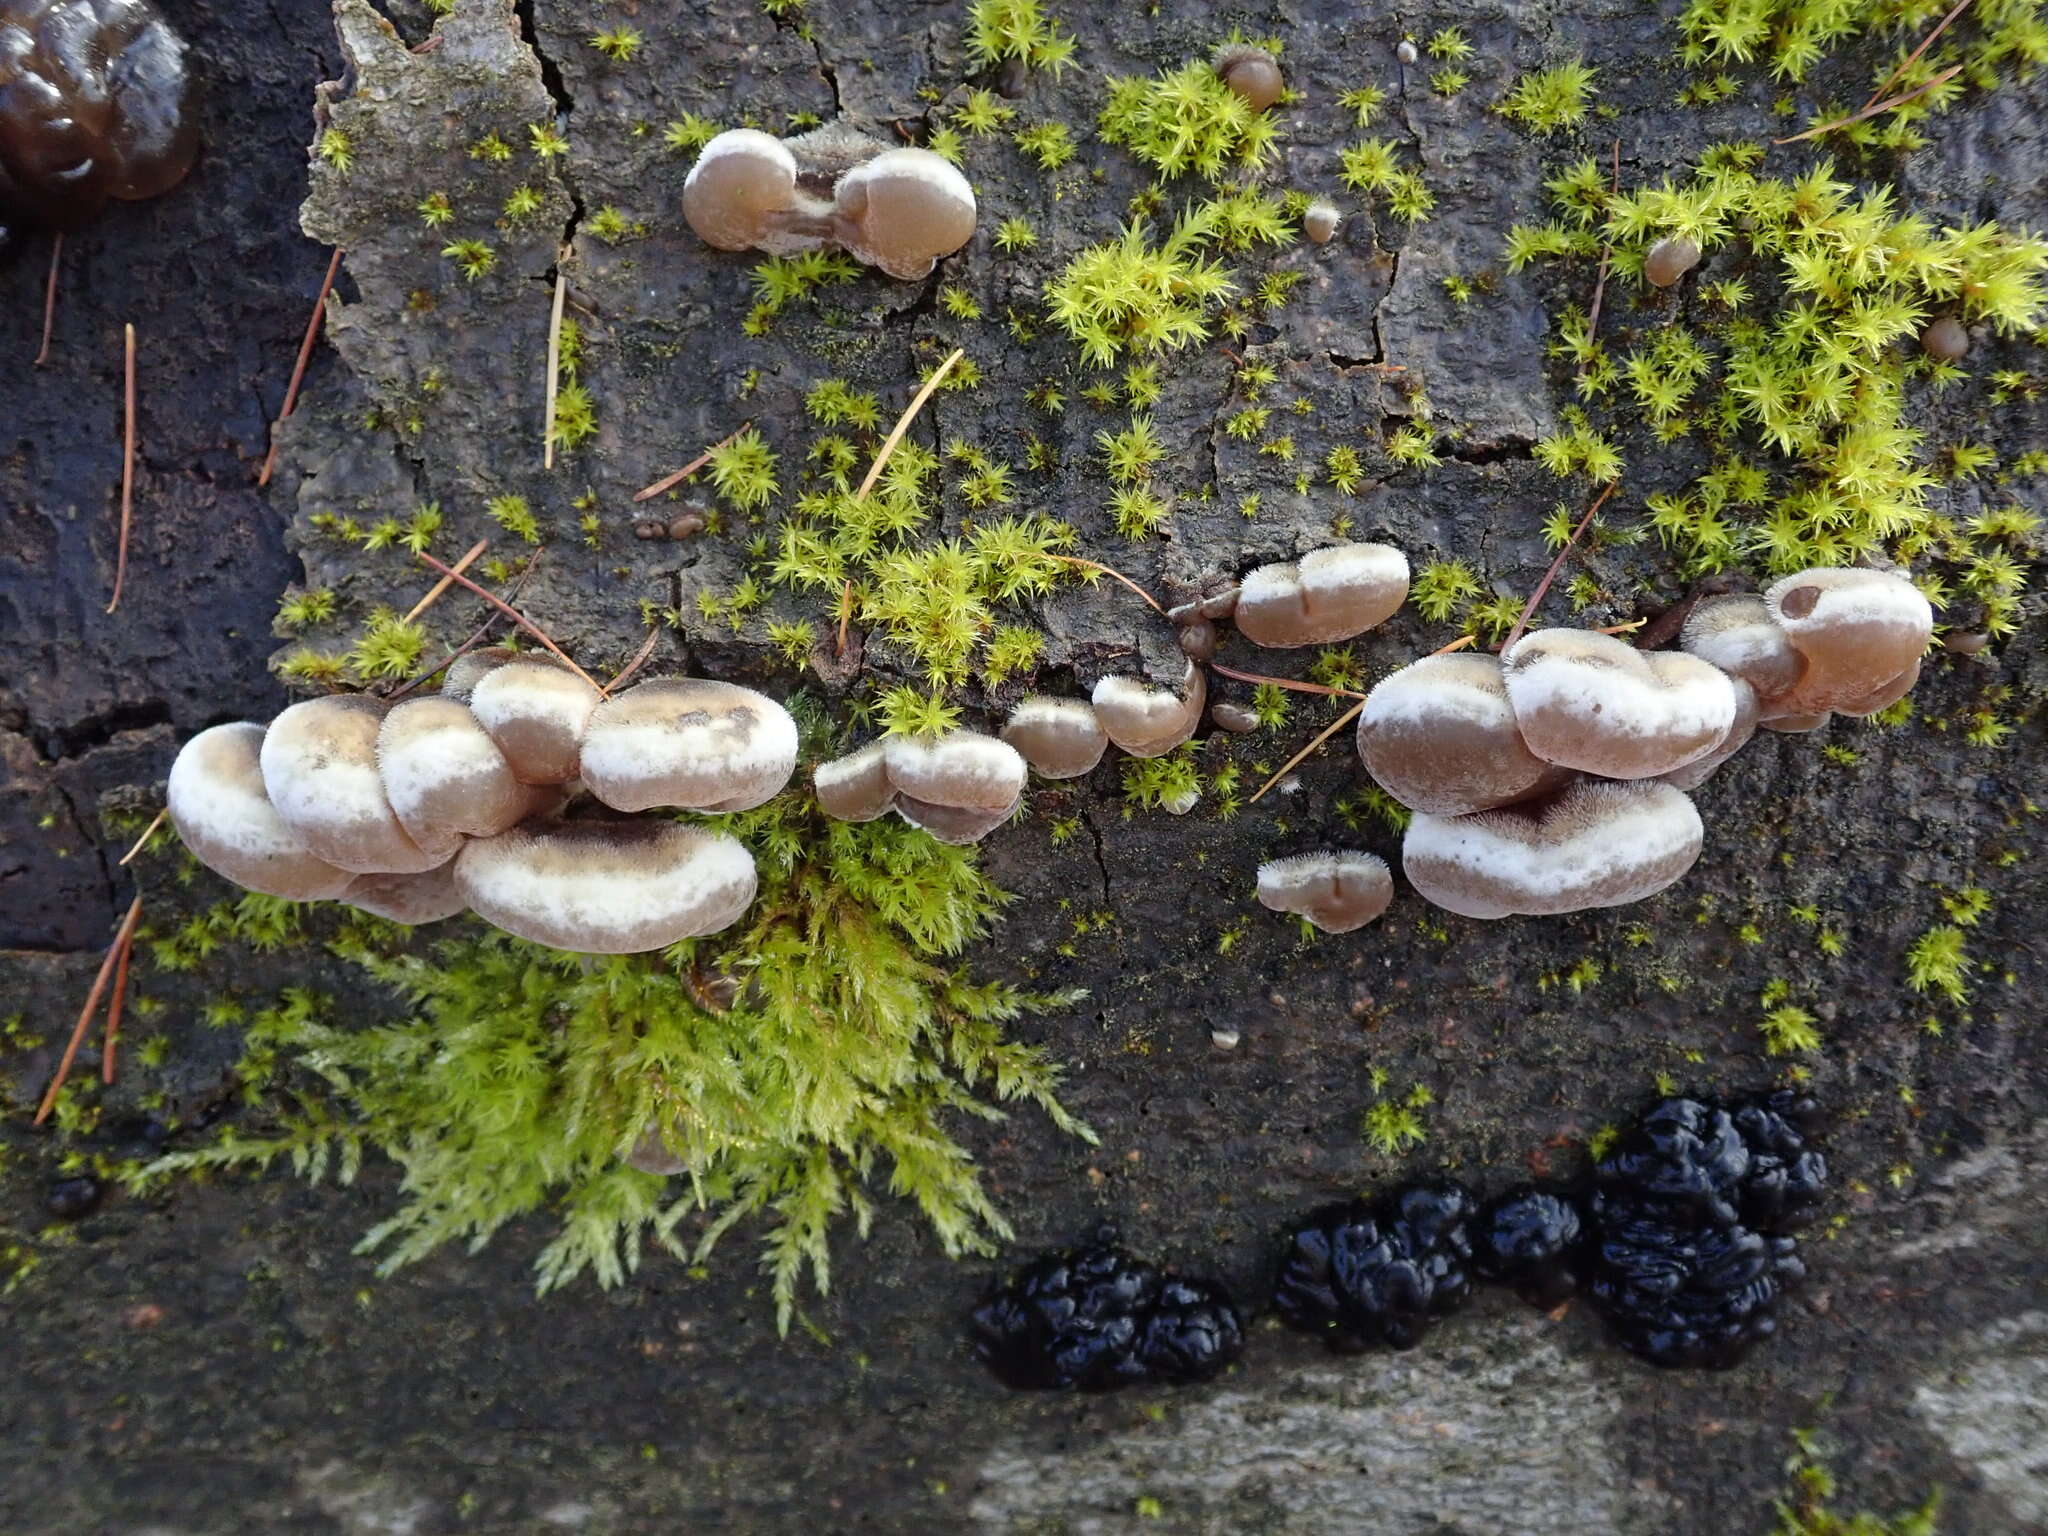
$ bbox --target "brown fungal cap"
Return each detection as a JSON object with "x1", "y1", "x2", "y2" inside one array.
[
  {"x1": 439, "y1": 645, "x2": 520, "y2": 703},
  {"x1": 1302, "y1": 200, "x2": 1341, "y2": 244},
  {"x1": 624, "y1": 1125, "x2": 688, "y2": 1177},
  {"x1": 682, "y1": 128, "x2": 828, "y2": 256},
  {"x1": 376, "y1": 696, "x2": 531, "y2": 846},
  {"x1": 260, "y1": 696, "x2": 447, "y2": 874},
  {"x1": 1644, "y1": 235, "x2": 1702, "y2": 288},
  {"x1": 1001, "y1": 697, "x2": 1108, "y2": 781},
  {"x1": 882, "y1": 729, "x2": 1026, "y2": 810},
  {"x1": 342, "y1": 861, "x2": 468, "y2": 926},
  {"x1": 1212, "y1": 43, "x2": 1285, "y2": 111},
  {"x1": 1234, "y1": 543, "x2": 1411, "y2": 647},
  {"x1": 1502, "y1": 628, "x2": 1739, "y2": 779},
  {"x1": 166, "y1": 722, "x2": 354, "y2": 900},
  {"x1": 454, "y1": 820, "x2": 757, "y2": 953},
  {"x1": 1403, "y1": 780, "x2": 1704, "y2": 919},
  {"x1": 1679, "y1": 594, "x2": 1803, "y2": 700},
  {"x1": 466, "y1": 658, "x2": 601, "y2": 785},
  {"x1": 1657, "y1": 678, "x2": 1759, "y2": 792},
  {"x1": 1256, "y1": 850, "x2": 1394, "y2": 934},
  {"x1": 579, "y1": 677, "x2": 798, "y2": 813},
  {"x1": 1357, "y1": 652, "x2": 1569, "y2": 815},
  {"x1": 831, "y1": 147, "x2": 976, "y2": 280},
  {"x1": 813, "y1": 741, "x2": 895, "y2": 822},
  {"x1": 894, "y1": 792, "x2": 1020, "y2": 845},
  {"x1": 1759, "y1": 711, "x2": 1831, "y2": 734},
  {"x1": 1921, "y1": 316, "x2": 1969, "y2": 361},
  {"x1": 1763, "y1": 566, "x2": 1932, "y2": 716},
  {"x1": 1092, "y1": 665, "x2": 1207, "y2": 757}
]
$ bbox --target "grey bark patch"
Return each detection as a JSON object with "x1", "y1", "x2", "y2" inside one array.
[{"x1": 1913, "y1": 1313, "x2": 2048, "y2": 1530}]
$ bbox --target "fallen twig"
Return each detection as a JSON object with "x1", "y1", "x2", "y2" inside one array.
[
  {"x1": 106, "y1": 323, "x2": 136, "y2": 614},
  {"x1": 1502, "y1": 480, "x2": 1619, "y2": 652},
  {"x1": 259, "y1": 246, "x2": 343, "y2": 488},
  {"x1": 633, "y1": 422, "x2": 751, "y2": 502},
  {"x1": 35, "y1": 896, "x2": 143, "y2": 1125},
  {"x1": 1582, "y1": 138, "x2": 1621, "y2": 374}
]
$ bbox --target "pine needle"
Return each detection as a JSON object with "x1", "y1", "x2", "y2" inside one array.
[
  {"x1": 633, "y1": 422, "x2": 752, "y2": 502},
  {"x1": 412, "y1": 548, "x2": 604, "y2": 695},
  {"x1": 1774, "y1": 65, "x2": 1963, "y2": 145},
  {"x1": 402, "y1": 537, "x2": 489, "y2": 622},
  {"x1": 1503, "y1": 480, "x2": 1619, "y2": 651},
  {"x1": 1248, "y1": 700, "x2": 1367, "y2": 806},
  {"x1": 1210, "y1": 662, "x2": 1366, "y2": 699},
  {"x1": 33, "y1": 232, "x2": 61, "y2": 368},
  {"x1": 117, "y1": 808, "x2": 169, "y2": 867},
  {"x1": 106, "y1": 323, "x2": 136, "y2": 614},
  {"x1": 259, "y1": 246, "x2": 343, "y2": 487},
  {"x1": 36, "y1": 896, "x2": 143, "y2": 1124}
]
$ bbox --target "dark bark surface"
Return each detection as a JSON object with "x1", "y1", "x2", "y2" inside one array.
[{"x1": 2, "y1": 0, "x2": 2044, "y2": 1532}]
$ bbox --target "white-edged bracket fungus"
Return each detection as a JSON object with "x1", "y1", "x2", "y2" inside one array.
[
  {"x1": 166, "y1": 722, "x2": 355, "y2": 900},
  {"x1": 1403, "y1": 780, "x2": 1704, "y2": 919},
  {"x1": 1357, "y1": 652, "x2": 1571, "y2": 816},
  {"x1": 1762, "y1": 566, "x2": 1932, "y2": 717},
  {"x1": 440, "y1": 645, "x2": 517, "y2": 702},
  {"x1": 261, "y1": 696, "x2": 451, "y2": 874},
  {"x1": 1759, "y1": 711, "x2": 1831, "y2": 734},
  {"x1": 454, "y1": 820, "x2": 757, "y2": 953},
  {"x1": 1235, "y1": 543, "x2": 1411, "y2": 648},
  {"x1": 681, "y1": 128, "x2": 828, "y2": 256},
  {"x1": 466, "y1": 657, "x2": 601, "y2": 785},
  {"x1": 376, "y1": 696, "x2": 536, "y2": 846},
  {"x1": 1212, "y1": 42, "x2": 1285, "y2": 110},
  {"x1": 342, "y1": 862, "x2": 469, "y2": 926},
  {"x1": 1502, "y1": 628, "x2": 1738, "y2": 780},
  {"x1": 1092, "y1": 665, "x2": 1207, "y2": 757},
  {"x1": 1657, "y1": 678, "x2": 1759, "y2": 792},
  {"x1": 813, "y1": 741, "x2": 895, "y2": 822},
  {"x1": 894, "y1": 795, "x2": 1018, "y2": 844},
  {"x1": 1256, "y1": 850, "x2": 1394, "y2": 934},
  {"x1": 579, "y1": 677, "x2": 799, "y2": 813},
  {"x1": 1679, "y1": 594, "x2": 1803, "y2": 701},
  {"x1": 831, "y1": 146, "x2": 977, "y2": 281},
  {"x1": 883, "y1": 729, "x2": 1025, "y2": 843},
  {"x1": 1001, "y1": 696, "x2": 1108, "y2": 780}
]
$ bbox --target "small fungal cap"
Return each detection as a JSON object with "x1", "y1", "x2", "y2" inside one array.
[
  {"x1": 1762, "y1": 567, "x2": 1933, "y2": 716},
  {"x1": 1396, "y1": 39, "x2": 1419, "y2": 64},
  {"x1": 682, "y1": 128, "x2": 801, "y2": 252},
  {"x1": 1092, "y1": 665, "x2": 1207, "y2": 757},
  {"x1": 1502, "y1": 628, "x2": 1739, "y2": 780},
  {"x1": 1759, "y1": 710, "x2": 1830, "y2": 734},
  {"x1": 1001, "y1": 697, "x2": 1108, "y2": 781},
  {"x1": 376, "y1": 696, "x2": 530, "y2": 845},
  {"x1": 1403, "y1": 780, "x2": 1704, "y2": 919},
  {"x1": 439, "y1": 646, "x2": 520, "y2": 703},
  {"x1": 1657, "y1": 678, "x2": 1759, "y2": 792},
  {"x1": 1643, "y1": 235, "x2": 1702, "y2": 288},
  {"x1": 1235, "y1": 543, "x2": 1411, "y2": 647},
  {"x1": 894, "y1": 792, "x2": 1019, "y2": 845},
  {"x1": 1210, "y1": 1027, "x2": 1241, "y2": 1049},
  {"x1": 579, "y1": 676, "x2": 799, "y2": 813},
  {"x1": 1210, "y1": 701, "x2": 1260, "y2": 734},
  {"x1": 625, "y1": 1126, "x2": 687, "y2": 1177},
  {"x1": 1679, "y1": 594, "x2": 1802, "y2": 699},
  {"x1": 813, "y1": 741, "x2": 895, "y2": 822},
  {"x1": 454, "y1": 820, "x2": 757, "y2": 953},
  {"x1": 1198, "y1": 586, "x2": 1241, "y2": 621},
  {"x1": 1212, "y1": 43, "x2": 1284, "y2": 111},
  {"x1": 882, "y1": 729, "x2": 1026, "y2": 809},
  {"x1": 1921, "y1": 316, "x2": 1969, "y2": 362},
  {"x1": 1358, "y1": 652, "x2": 1569, "y2": 815},
  {"x1": 1302, "y1": 200, "x2": 1341, "y2": 244},
  {"x1": 342, "y1": 861, "x2": 468, "y2": 926},
  {"x1": 831, "y1": 147, "x2": 976, "y2": 280},
  {"x1": 260, "y1": 696, "x2": 447, "y2": 874},
  {"x1": 467, "y1": 658, "x2": 602, "y2": 785},
  {"x1": 166, "y1": 722, "x2": 354, "y2": 900},
  {"x1": 1256, "y1": 850, "x2": 1394, "y2": 934},
  {"x1": 1177, "y1": 618, "x2": 1219, "y2": 661}
]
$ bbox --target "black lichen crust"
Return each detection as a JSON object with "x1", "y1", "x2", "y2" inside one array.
[
  {"x1": 1585, "y1": 1092, "x2": 1827, "y2": 1370},
  {"x1": 970, "y1": 1232, "x2": 1244, "y2": 1391},
  {"x1": 1472, "y1": 1186, "x2": 1586, "y2": 1308},
  {"x1": 1272, "y1": 1178, "x2": 1478, "y2": 1351}
]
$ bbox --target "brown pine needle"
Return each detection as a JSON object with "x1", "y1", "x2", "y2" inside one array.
[
  {"x1": 542, "y1": 249, "x2": 569, "y2": 470},
  {"x1": 605, "y1": 626, "x2": 663, "y2": 691},
  {"x1": 1582, "y1": 139, "x2": 1622, "y2": 373},
  {"x1": 1429, "y1": 633, "x2": 1478, "y2": 657},
  {"x1": 402, "y1": 537, "x2": 489, "y2": 622},
  {"x1": 1863, "y1": 0, "x2": 1974, "y2": 110},
  {"x1": 857, "y1": 347, "x2": 964, "y2": 501},
  {"x1": 117, "y1": 808, "x2": 169, "y2": 867},
  {"x1": 835, "y1": 578, "x2": 855, "y2": 655},
  {"x1": 1773, "y1": 65, "x2": 1963, "y2": 145},
  {"x1": 1502, "y1": 480, "x2": 1619, "y2": 652},
  {"x1": 1248, "y1": 700, "x2": 1367, "y2": 807},
  {"x1": 33, "y1": 231, "x2": 61, "y2": 367},
  {"x1": 1210, "y1": 662, "x2": 1366, "y2": 699},
  {"x1": 1044, "y1": 554, "x2": 1168, "y2": 617},
  {"x1": 412, "y1": 549, "x2": 604, "y2": 694},
  {"x1": 106, "y1": 323, "x2": 137, "y2": 614},
  {"x1": 35, "y1": 895, "x2": 143, "y2": 1125},
  {"x1": 634, "y1": 422, "x2": 752, "y2": 502},
  {"x1": 101, "y1": 918, "x2": 138, "y2": 1085},
  {"x1": 259, "y1": 246, "x2": 343, "y2": 487}
]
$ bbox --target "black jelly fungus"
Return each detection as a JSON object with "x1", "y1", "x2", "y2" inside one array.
[
  {"x1": 971, "y1": 1233, "x2": 1243, "y2": 1391},
  {"x1": 1273, "y1": 1178, "x2": 1477, "y2": 1351},
  {"x1": 1473, "y1": 1186, "x2": 1586, "y2": 1308},
  {"x1": 45, "y1": 1175, "x2": 102, "y2": 1220}
]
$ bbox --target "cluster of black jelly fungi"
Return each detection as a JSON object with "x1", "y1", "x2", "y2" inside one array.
[
  {"x1": 973, "y1": 1092, "x2": 1826, "y2": 1389},
  {"x1": 969, "y1": 1230, "x2": 1244, "y2": 1391}
]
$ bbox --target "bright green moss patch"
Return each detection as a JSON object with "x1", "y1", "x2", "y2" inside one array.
[{"x1": 1097, "y1": 58, "x2": 1282, "y2": 181}]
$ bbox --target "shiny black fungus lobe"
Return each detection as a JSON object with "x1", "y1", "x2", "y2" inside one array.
[
  {"x1": 971, "y1": 1234, "x2": 1244, "y2": 1391},
  {"x1": 1472, "y1": 1186, "x2": 1585, "y2": 1308},
  {"x1": 1584, "y1": 1093, "x2": 1827, "y2": 1370},
  {"x1": 1273, "y1": 1178, "x2": 1478, "y2": 1351},
  {"x1": 0, "y1": 0, "x2": 200, "y2": 233}
]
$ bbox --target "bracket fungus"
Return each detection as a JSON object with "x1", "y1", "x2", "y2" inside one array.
[
  {"x1": 376, "y1": 696, "x2": 535, "y2": 845},
  {"x1": 1403, "y1": 780, "x2": 1704, "y2": 919},
  {"x1": 1234, "y1": 543, "x2": 1411, "y2": 648},
  {"x1": 1502, "y1": 628, "x2": 1738, "y2": 780},
  {"x1": 579, "y1": 677, "x2": 799, "y2": 813},
  {"x1": 680, "y1": 128, "x2": 821, "y2": 255},
  {"x1": 465, "y1": 657, "x2": 601, "y2": 785},
  {"x1": 1357, "y1": 652, "x2": 1569, "y2": 816},
  {"x1": 166, "y1": 722, "x2": 355, "y2": 901},
  {"x1": 1643, "y1": 234, "x2": 1702, "y2": 288},
  {"x1": 1762, "y1": 566, "x2": 1932, "y2": 717},
  {"x1": 831, "y1": 146, "x2": 977, "y2": 281},
  {"x1": 454, "y1": 820, "x2": 757, "y2": 953},
  {"x1": 812, "y1": 740, "x2": 895, "y2": 822},
  {"x1": 342, "y1": 861, "x2": 468, "y2": 926},
  {"x1": 1092, "y1": 666, "x2": 1206, "y2": 757},
  {"x1": 1678, "y1": 594, "x2": 1803, "y2": 702},
  {"x1": 1001, "y1": 697, "x2": 1108, "y2": 780},
  {"x1": 1256, "y1": 851, "x2": 1394, "y2": 934},
  {"x1": 1657, "y1": 678, "x2": 1759, "y2": 792},
  {"x1": 1212, "y1": 42, "x2": 1285, "y2": 110},
  {"x1": 883, "y1": 729, "x2": 1025, "y2": 844},
  {"x1": 260, "y1": 696, "x2": 451, "y2": 874}
]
